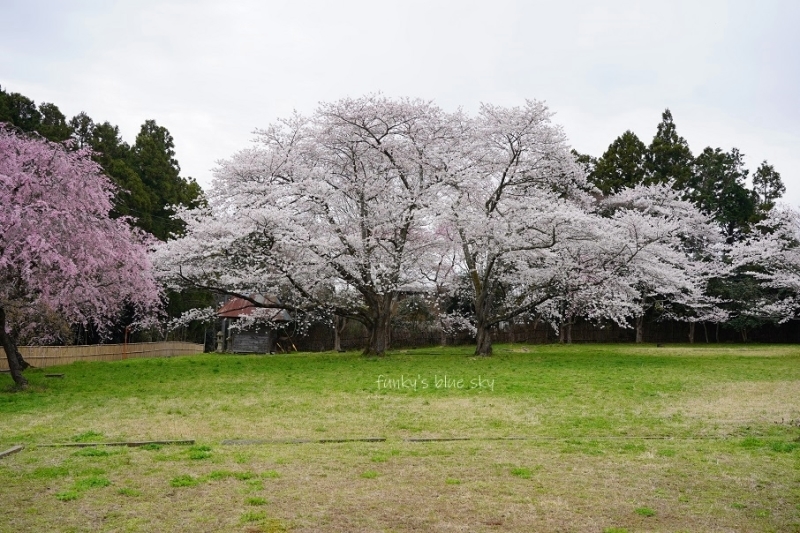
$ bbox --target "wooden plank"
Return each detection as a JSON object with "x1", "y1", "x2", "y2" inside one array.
[
  {"x1": 221, "y1": 437, "x2": 386, "y2": 445},
  {"x1": 41, "y1": 439, "x2": 195, "y2": 448},
  {"x1": 0, "y1": 445, "x2": 23, "y2": 458},
  {"x1": 405, "y1": 437, "x2": 472, "y2": 442},
  {"x1": 317, "y1": 437, "x2": 386, "y2": 443}
]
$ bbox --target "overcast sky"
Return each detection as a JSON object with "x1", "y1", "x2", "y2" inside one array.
[{"x1": 3, "y1": 0, "x2": 799, "y2": 205}]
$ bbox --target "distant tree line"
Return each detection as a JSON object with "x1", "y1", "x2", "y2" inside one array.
[
  {"x1": 2, "y1": 88, "x2": 795, "y2": 359},
  {"x1": 575, "y1": 110, "x2": 784, "y2": 242}
]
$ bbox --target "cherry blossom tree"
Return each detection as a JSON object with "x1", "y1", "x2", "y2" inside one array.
[
  {"x1": 597, "y1": 184, "x2": 724, "y2": 343},
  {"x1": 439, "y1": 101, "x2": 595, "y2": 355},
  {"x1": 154, "y1": 96, "x2": 455, "y2": 355},
  {"x1": 533, "y1": 237, "x2": 640, "y2": 344},
  {"x1": 0, "y1": 126, "x2": 161, "y2": 388},
  {"x1": 728, "y1": 205, "x2": 800, "y2": 325},
  {"x1": 518, "y1": 184, "x2": 720, "y2": 345}
]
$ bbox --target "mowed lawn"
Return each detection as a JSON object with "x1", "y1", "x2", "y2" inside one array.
[{"x1": 1, "y1": 344, "x2": 799, "y2": 532}]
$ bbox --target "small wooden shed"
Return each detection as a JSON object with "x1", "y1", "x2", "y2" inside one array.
[{"x1": 217, "y1": 295, "x2": 292, "y2": 354}]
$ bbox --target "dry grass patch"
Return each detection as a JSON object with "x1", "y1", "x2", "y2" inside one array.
[{"x1": 665, "y1": 380, "x2": 800, "y2": 427}]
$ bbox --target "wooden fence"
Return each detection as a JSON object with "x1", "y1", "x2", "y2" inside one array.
[
  {"x1": 0, "y1": 342, "x2": 204, "y2": 370},
  {"x1": 293, "y1": 317, "x2": 800, "y2": 352}
]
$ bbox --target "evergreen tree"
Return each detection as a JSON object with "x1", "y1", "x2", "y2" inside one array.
[
  {"x1": 645, "y1": 109, "x2": 694, "y2": 188},
  {"x1": 690, "y1": 147, "x2": 755, "y2": 243},
  {"x1": 68, "y1": 111, "x2": 94, "y2": 149},
  {"x1": 0, "y1": 88, "x2": 42, "y2": 133},
  {"x1": 89, "y1": 120, "x2": 153, "y2": 224},
  {"x1": 37, "y1": 102, "x2": 72, "y2": 142},
  {"x1": 131, "y1": 120, "x2": 204, "y2": 240},
  {"x1": 589, "y1": 130, "x2": 648, "y2": 194},
  {"x1": 571, "y1": 149, "x2": 596, "y2": 178},
  {"x1": 752, "y1": 161, "x2": 785, "y2": 213}
]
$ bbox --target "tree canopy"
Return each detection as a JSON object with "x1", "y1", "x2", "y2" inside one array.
[
  {"x1": 0, "y1": 85, "x2": 210, "y2": 351},
  {"x1": 2, "y1": 87, "x2": 796, "y2": 359},
  {"x1": 156, "y1": 96, "x2": 453, "y2": 355},
  {"x1": 645, "y1": 109, "x2": 694, "y2": 187}
]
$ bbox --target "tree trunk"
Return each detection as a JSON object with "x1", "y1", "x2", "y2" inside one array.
[
  {"x1": 16, "y1": 348, "x2": 29, "y2": 370},
  {"x1": 333, "y1": 316, "x2": 345, "y2": 352},
  {"x1": 363, "y1": 296, "x2": 393, "y2": 356},
  {"x1": 475, "y1": 323, "x2": 493, "y2": 356},
  {"x1": 0, "y1": 307, "x2": 28, "y2": 389},
  {"x1": 473, "y1": 289, "x2": 493, "y2": 356},
  {"x1": 703, "y1": 322, "x2": 709, "y2": 343},
  {"x1": 688, "y1": 322, "x2": 695, "y2": 344},
  {"x1": 635, "y1": 315, "x2": 644, "y2": 343},
  {"x1": 566, "y1": 321, "x2": 573, "y2": 344}
]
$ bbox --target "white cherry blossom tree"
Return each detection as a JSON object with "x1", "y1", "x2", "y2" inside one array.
[
  {"x1": 597, "y1": 184, "x2": 724, "y2": 343},
  {"x1": 525, "y1": 184, "x2": 720, "y2": 345},
  {"x1": 154, "y1": 96, "x2": 455, "y2": 355},
  {"x1": 728, "y1": 205, "x2": 800, "y2": 323},
  {"x1": 439, "y1": 101, "x2": 596, "y2": 354},
  {"x1": 156, "y1": 97, "x2": 727, "y2": 356}
]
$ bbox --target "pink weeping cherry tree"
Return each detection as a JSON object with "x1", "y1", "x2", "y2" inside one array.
[{"x1": 0, "y1": 126, "x2": 161, "y2": 388}]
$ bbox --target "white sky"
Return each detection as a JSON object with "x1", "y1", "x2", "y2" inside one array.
[{"x1": 3, "y1": 0, "x2": 799, "y2": 205}]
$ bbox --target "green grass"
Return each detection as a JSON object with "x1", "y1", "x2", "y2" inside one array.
[
  {"x1": 510, "y1": 467, "x2": 533, "y2": 479},
  {"x1": 169, "y1": 474, "x2": 199, "y2": 488},
  {"x1": 240, "y1": 510, "x2": 267, "y2": 523},
  {"x1": 187, "y1": 444, "x2": 212, "y2": 460},
  {"x1": 1, "y1": 343, "x2": 799, "y2": 532}
]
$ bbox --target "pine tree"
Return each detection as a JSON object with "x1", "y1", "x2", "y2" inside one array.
[
  {"x1": 589, "y1": 130, "x2": 648, "y2": 194},
  {"x1": 645, "y1": 109, "x2": 694, "y2": 189},
  {"x1": 690, "y1": 147, "x2": 755, "y2": 243},
  {"x1": 752, "y1": 161, "x2": 785, "y2": 213},
  {"x1": 131, "y1": 120, "x2": 204, "y2": 240}
]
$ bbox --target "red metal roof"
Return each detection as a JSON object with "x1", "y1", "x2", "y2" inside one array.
[{"x1": 217, "y1": 295, "x2": 292, "y2": 321}]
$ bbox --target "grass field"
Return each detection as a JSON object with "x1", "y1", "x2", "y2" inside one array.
[{"x1": 1, "y1": 344, "x2": 799, "y2": 532}]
